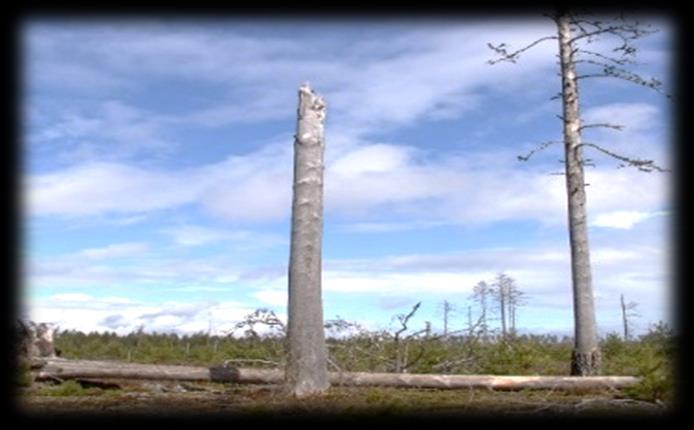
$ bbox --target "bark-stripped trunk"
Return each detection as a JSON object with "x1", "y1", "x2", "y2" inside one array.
[
  {"x1": 557, "y1": 13, "x2": 601, "y2": 375},
  {"x1": 286, "y1": 83, "x2": 330, "y2": 396},
  {"x1": 481, "y1": 288, "x2": 488, "y2": 339},
  {"x1": 621, "y1": 294, "x2": 629, "y2": 341},
  {"x1": 36, "y1": 358, "x2": 640, "y2": 391},
  {"x1": 443, "y1": 300, "x2": 450, "y2": 338},
  {"x1": 467, "y1": 306, "x2": 473, "y2": 336},
  {"x1": 499, "y1": 286, "x2": 507, "y2": 338}
]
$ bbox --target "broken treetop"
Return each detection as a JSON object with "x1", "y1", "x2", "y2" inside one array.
[{"x1": 297, "y1": 83, "x2": 327, "y2": 142}]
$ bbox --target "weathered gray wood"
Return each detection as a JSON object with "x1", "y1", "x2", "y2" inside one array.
[
  {"x1": 37, "y1": 359, "x2": 639, "y2": 391},
  {"x1": 37, "y1": 358, "x2": 285, "y2": 384},
  {"x1": 286, "y1": 82, "x2": 330, "y2": 397},
  {"x1": 331, "y1": 371, "x2": 639, "y2": 391},
  {"x1": 17, "y1": 320, "x2": 58, "y2": 362},
  {"x1": 556, "y1": 12, "x2": 601, "y2": 376}
]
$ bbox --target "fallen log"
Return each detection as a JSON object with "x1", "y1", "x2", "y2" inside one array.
[
  {"x1": 331, "y1": 372, "x2": 640, "y2": 391},
  {"x1": 36, "y1": 358, "x2": 640, "y2": 391},
  {"x1": 36, "y1": 358, "x2": 283, "y2": 384}
]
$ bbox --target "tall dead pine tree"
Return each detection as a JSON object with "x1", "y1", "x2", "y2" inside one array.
[
  {"x1": 555, "y1": 12, "x2": 602, "y2": 377},
  {"x1": 286, "y1": 82, "x2": 329, "y2": 397},
  {"x1": 488, "y1": 11, "x2": 669, "y2": 375}
]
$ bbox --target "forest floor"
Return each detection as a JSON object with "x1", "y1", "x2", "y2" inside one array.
[{"x1": 17, "y1": 379, "x2": 668, "y2": 418}]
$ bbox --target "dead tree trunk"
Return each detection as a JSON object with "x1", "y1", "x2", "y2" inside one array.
[
  {"x1": 443, "y1": 300, "x2": 452, "y2": 338},
  {"x1": 286, "y1": 82, "x2": 330, "y2": 397},
  {"x1": 499, "y1": 288, "x2": 507, "y2": 337},
  {"x1": 36, "y1": 358, "x2": 285, "y2": 384},
  {"x1": 621, "y1": 294, "x2": 628, "y2": 341},
  {"x1": 556, "y1": 12, "x2": 601, "y2": 375},
  {"x1": 494, "y1": 274, "x2": 509, "y2": 338},
  {"x1": 37, "y1": 358, "x2": 640, "y2": 391}
]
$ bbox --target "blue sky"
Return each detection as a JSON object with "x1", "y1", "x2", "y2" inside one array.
[{"x1": 22, "y1": 17, "x2": 673, "y2": 337}]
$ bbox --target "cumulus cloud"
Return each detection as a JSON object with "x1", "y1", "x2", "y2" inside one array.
[
  {"x1": 24, "y1": 236, "x2": 669, "y2": 335},
  {"x1": 23, "y1": 19, "x2": 672, "y2": 336},
  {"x1": 25, "y1": 21, "x2": 670, "y2": 226},
  {"x1": 28, "y1": 293, "x2": 257, "y2": 335},
  {"x1": 26, "y1": 139, "x2": 670, "y2": 228},
  {"x1": 26, "y1": 162, "x2": 203, "y2": 216}
]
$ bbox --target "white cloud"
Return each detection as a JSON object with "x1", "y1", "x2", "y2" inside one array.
[
  {"x1": 331, "y1": 144, "x2": 414, "y2": 176},
  {"x1": 110, "y1": 214, "x2": 150, "y2": 226},
  {"x1": 27, "y1": 294, "x2": 257, "y2": 335},
  {"x1": 24, "y1": 238, "x2": 669, "y2": 335},
  {"x1": 324, "y1": 271, "x2": 495, "y2": 295},
  {"x1": 582, "y1": 103, "x2": 659, "y2": 133},
  {"x1": 579, "y1": 102, "x2": 671, "y2": 172},
  {"x1": 252, "y1": 290, "x2": 288, "y2": 307},
  {"x1": 26, "y1": 251, "x2": 245, "y2": 290},
  {"x1": 25, "y1": 22, "x2": 668, "y2": 225},
  {"x1": 26, "y1": 135, "x2": 670, "y2": 234},
  {"x1": 591, "y1": 210, "x2": 666, "y2": 229},
  {"x1": 27, "y1": 21, "x2": 559, "y2": 139},
  {"x1": 22, "y1": 20, "x2": 672, "y2": 337},
  {"x1": 50, "y1": 293, "x2": 93, "y2": 302},
  {"x1": 26, "y1": 60, "x2": 131, "y2": 94},
  {"x1": 78, "y1": 242, "x2": 149, "y2": 260},
  {"x1": 30, "y1": 100, "x2": 176, "y2": 163},
  {"x1": 26, "y1": 162, "x2": 203, "y2": 216},
  {"x1": 337, "y1": 220, "x2": 449, "y2": 233},
  {"x1": 166, "y1": 286, "x2": 233, "y2": 293},
  {"x1": 161, "y1": 225, "x2": 238, "y2": 246}
]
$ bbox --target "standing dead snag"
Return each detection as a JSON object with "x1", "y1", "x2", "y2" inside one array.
[
  {"x1": 286, "y1": 82, "x2": 330, "y2": 397},
  {"x1": 555, "y1": 13, "x2": 601, "y2": 375},
  {"x1": 620, "y1": 294, "x2": 639, "y2": 341},
  {"x1": 488, "y1": 11, "x2": 670, "y2": 376}
]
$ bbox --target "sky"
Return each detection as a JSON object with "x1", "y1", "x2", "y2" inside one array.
[{"x1": 21, "y1": 16, "x2": 674, "y2": 338}]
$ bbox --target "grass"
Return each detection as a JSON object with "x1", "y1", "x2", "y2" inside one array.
[
  {"x1": 20, "y1": 383, "x2": 666, "y2": 416},
  {"x1": 19, "y1": 321, "x2": 674, "y2": 414}
]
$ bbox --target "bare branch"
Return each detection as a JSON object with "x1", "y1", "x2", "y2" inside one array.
[
  {"x1": 579, "y1": 142, "x2": 671, "y2": 172},
  {"x1": 487, "y1": 36, "x2": 558, "y2": 65},
  {"x1": 394, "y1": 302, "x2": 421, "y2": 341},
  {"x1": 569, "y1": 20, "x2": 656, "y2": 46},
  {"x1": 232, "y1": 308, "x2": 286, "y2": 337},
  {"x1": 324, "y1": 317, "x2": 366, "y2": 336},
  {"x1": 569, "y1": 25, "x2": 624, "y2": 44},
  {"x1": 518, "y1": 140, "x2": 562, "y2": 162},
  {"x1": 576, "y1": 65, "x2": 670, "y2": 98},
  {"x1": 576, "y1": 49, "x2": 636, "y2": 66},
  {"x1": 579, "y1": 123, "x2": 625, "y2": 132}
]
